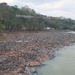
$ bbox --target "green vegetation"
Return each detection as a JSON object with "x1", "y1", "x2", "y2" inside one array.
[
  {"x1": 0, "y1": 24, "x2": 5, "y2": 29},
  {"x1": 0, "y1": 2, "x2": 75, "y2": 31}
]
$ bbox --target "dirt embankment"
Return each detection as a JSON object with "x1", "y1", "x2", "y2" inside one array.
[{"x1": 0, "y1": 30, "x2": 75, "y2": 75}]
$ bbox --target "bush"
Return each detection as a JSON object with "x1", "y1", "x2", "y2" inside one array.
[{"x1": 0, "y1": 24, "x2": 6, "y2": 29}]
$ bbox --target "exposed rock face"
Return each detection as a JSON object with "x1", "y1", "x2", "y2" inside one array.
[
  {"x1": 0, "y1": 30, "x2": 75, "y2": 75},
  {"x1": 27, "y1": 61, "x2": 40, "y2": 67}
]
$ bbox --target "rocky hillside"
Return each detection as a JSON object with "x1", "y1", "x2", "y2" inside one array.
[{"x1": 0, "y1": 30, "x2": 75, "y2": 75}]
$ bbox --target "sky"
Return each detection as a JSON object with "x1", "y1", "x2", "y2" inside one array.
[{"x1": 0, "y1": 0, "x2": 75, "y2": 19}]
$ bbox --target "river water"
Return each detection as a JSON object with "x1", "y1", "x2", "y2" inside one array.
[{"x1": 37, "y1": 44, "x2": 75, "y2": 75}]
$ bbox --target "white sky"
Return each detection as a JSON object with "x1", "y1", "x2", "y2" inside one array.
[{"x1": 0, "y1": 0, "x2": 75, "y2": 19}]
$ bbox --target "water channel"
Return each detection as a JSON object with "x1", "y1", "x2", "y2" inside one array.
[{"x1": 37, "y1": 43, "x2": 75, "y2": 75}]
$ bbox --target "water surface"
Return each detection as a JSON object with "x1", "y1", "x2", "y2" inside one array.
[{"x1": 38, "y1": 44, "x2": 75, "y2": 75}]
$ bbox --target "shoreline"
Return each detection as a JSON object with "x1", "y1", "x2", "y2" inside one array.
[{"x1": 0, "y1": 30, "x2": 75, "y2": 75}]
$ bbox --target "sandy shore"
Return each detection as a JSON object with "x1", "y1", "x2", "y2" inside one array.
[{"x1": 0, "y1": 30, "x2": 75, "y2": 75}]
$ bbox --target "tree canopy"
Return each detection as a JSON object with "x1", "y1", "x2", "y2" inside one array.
[{"x1": 0, "y1": 2, "x2": 75, "y2": 31}]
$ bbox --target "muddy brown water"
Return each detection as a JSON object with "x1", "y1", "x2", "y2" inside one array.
[{"x1": 37, "y1": 43, "x2": 75, "y2": 75}]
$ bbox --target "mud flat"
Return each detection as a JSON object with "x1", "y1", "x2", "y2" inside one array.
[{"x1": 0, "y1": 30, "x2": 75, "y2": 75}]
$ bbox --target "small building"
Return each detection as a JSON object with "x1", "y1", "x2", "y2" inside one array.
[{"x1": 46, "y1": 27, "x2": 51, "y2": 29}]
